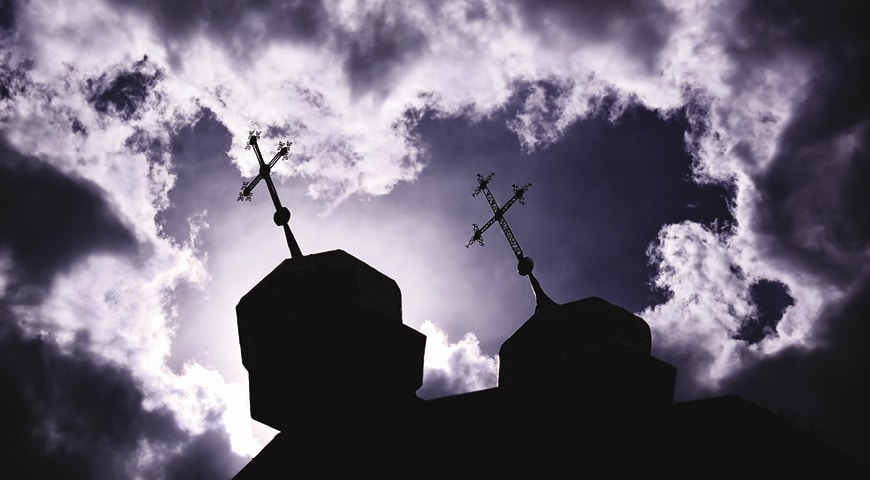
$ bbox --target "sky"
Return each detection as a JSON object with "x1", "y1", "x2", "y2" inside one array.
[{"x1": 0, "y1": 0, "x2": 868, "y2": 477}]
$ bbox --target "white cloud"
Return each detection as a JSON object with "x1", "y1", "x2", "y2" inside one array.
[
  {"x1": 25, "y1": 249, "x2": 261, "y2": 456},
  {"x1": 419, "y1": 320, "x2": 498, "y2": 398}
]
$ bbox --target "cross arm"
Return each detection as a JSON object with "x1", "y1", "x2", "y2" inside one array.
[
  {"x1": 497, "y1": 217, "x2": 524, "y2": 260},
  {"x1": 481, "y1": 187, "x2": 501, "y2": 216}
]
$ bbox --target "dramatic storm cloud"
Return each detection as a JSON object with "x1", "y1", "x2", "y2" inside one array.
[
  {"x1": 0, "y1": 136, "x2": 247, "y2": 477},
  {"x1": 1, "y1": 0, "x2": 867, "y2": 474},
  {"x1": 0, "y1": 136, "x2": 137, "y2": 297}
]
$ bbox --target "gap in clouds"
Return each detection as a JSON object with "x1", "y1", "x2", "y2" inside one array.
[
  {"x1": 734, "y1": 279, "x2": 794, "y2": 345},
  {"x1": 717, "y1": 273, "x2": 870, "y2": 462},
  {"x1": 155, "y1": 108, "x2": 234, "y2": 247},
  {"x1": 402, "y1": 88, "x2": 736, "y2": 347},
  {"x1": 148, "y1": 82, "x2": 744, "y2": 404},
  {"x1": 86, "y1": 56, "x2": 164, "y2": 122}
]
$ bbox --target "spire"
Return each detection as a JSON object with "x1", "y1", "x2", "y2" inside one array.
[{"x1": 528, "y1": 272, "x2": 558, "y2": 313}]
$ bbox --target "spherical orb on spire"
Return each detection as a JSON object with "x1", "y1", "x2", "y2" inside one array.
[
  {"x1": 273, "y1": 207, "x2": 291, "y2": 226},
  {"x1": 517, "y1": 256, "x2": 534, "y2": 276}
]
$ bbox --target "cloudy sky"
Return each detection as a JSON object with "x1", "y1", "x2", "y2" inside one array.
[{"x1": 1, "y1": 0, "x2": 868, "y2": 476}]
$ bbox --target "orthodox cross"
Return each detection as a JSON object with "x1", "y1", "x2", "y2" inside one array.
[
  {"x1": 236, "y1": 130, "x2": 303, "y2": 259},
  {"x1": 466, "y1": 172, "x2": 556, "y2": 309},
  {"x1": 466, "y1": 172, "x2": 534, "y2": 275}
]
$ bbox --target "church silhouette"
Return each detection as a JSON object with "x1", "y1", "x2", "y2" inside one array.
[{"x1": 230, "y1": 160, "x2": 860, "y2": 477}]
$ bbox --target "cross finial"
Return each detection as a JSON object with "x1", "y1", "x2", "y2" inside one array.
[
  {"x1": 466, "y1": 172, "x2": 533, "y2": 274},
  {"x1": 467, "y1": 172, "x2": 556, "y2": 310},
  {"x1": 236, "y1": 130, "x2": 303, "y2": 259}
]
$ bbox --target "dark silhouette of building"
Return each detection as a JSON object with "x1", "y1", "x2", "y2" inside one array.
[{"x1": 232, "y1": 250, "x2": 862, "y2": 478}]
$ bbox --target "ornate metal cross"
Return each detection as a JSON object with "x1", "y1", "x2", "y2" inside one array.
[
  {"x1": 466, "y1": 172, "x2": 535, "y2": 276},
  {"x1": 236, "y1": 130, "x2": 303, "y2": 259},
  {"x1": 466, "y1": 172, "x2": 556, "y2": 309}
]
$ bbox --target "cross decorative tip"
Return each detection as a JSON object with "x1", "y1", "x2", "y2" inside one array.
[
  {"x1": 466, "y1": 224, "x2": 485, "y2": 248},
  {"x1": 512, "y1": 183, "x2": 530, "y2": 205},
  {"x1": 245, "y1": 130, "x2": 262, "y2": 150},
  {"x1": 276, "y1": 141, "x2": 293, "y2": 157},
  {"x1": 237, "y1": 180, "x2": 253, "y2": 201},
  {"x1": 472, "y1": 172, "x2": 495, "y2": 198}
]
